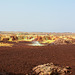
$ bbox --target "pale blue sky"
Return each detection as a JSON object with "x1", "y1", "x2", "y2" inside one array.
[{"x1": 0, "y1": 0, "x2": 75, "y2": 32}]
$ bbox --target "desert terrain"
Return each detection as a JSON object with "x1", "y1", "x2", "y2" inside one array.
[{"x1": 0, "y1": 32, "x2": 75, "y2": 75}]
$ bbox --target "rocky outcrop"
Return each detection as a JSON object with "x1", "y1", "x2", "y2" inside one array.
[{"x1": 29, "y1": 63, "x2": 71, "y2": 75}]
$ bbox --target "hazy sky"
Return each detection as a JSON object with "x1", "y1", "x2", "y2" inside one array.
[{"x1": 0, "y1": 0, "x2": 75, "y2": 32}]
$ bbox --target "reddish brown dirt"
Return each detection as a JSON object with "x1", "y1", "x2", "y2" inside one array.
[{"x1": 0, "y1": 42, "x2": 75, "y2": 75}]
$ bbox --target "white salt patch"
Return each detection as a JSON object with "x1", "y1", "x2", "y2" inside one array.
[{"x1": 28, "y1": 41, "x2": 45, "y2": 46}]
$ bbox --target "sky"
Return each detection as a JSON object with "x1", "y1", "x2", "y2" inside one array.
[{"x1": 0, "y1": 0, "x2": 75, "y2": 32}]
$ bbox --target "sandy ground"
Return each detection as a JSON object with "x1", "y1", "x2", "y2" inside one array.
[{"x1": 0, "y1": 42, "x2": 75, "y2": 75}]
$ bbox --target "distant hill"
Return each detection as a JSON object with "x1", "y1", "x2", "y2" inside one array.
[{"x1": 0, "y1": 31, "x2": 75, "y2": 36}]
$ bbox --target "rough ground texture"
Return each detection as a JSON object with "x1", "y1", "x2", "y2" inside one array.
[
  {"x1": 30, "y1": 63, "x2": 71, "y2": 75},
  {"x1": 0, "y1": 42, "x2": 75, "y2": 75}
]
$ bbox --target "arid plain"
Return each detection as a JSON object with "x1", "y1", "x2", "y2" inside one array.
[{"x1": 0, "y1": 32, "x2": 75, "y2": 75}]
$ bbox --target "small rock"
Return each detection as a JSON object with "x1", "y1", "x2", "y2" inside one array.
[{"x1": 30, "y1": 63, "x2": 71, "y2": 75}]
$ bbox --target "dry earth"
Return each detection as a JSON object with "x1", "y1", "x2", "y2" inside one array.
[{"x1": 0, "y1": 42, "x2": 75, "y2": 75}]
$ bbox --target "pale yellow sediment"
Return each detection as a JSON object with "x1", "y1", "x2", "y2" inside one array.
[{"x1": 0, "y1": 43, "x2": 13, "y2": 47}]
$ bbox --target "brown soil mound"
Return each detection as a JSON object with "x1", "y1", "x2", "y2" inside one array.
[
  {"x1": 0, "y1": 42, "x2": 75, "y2": 75},
  {"x1": 52, "y1": 38, "x2": 72, "y2": 45}
]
